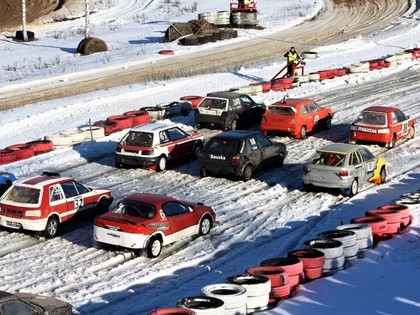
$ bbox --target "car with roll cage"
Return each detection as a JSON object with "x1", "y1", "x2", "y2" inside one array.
[
  {"x1": 349, "y1": 106, "x2": 416, "y2": 148},
  {"x1": 93, "y1": 193, "x2": 216, "y2": 258},
  {"x1": 194, "y1": 91, "x2": 266, "y2": 131},
  {"x1": 260, "y1": 98, "x2": 333, "y2": 138},
  {"x1": 197, "y1": 130, "x2": 287, "y2": 181},
  {"x1": 0, "y1": 172, "x2": 113, "y2": 238},
  {"x1": 302, "y1": 143, "x2": 387, "y2": 196},
  {"x1": 115, "y1": 122, "x2": 204, "y2": 171}
]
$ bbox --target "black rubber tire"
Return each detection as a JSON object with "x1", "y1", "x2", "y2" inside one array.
[
  {"x1": 275, "y1": 153, "x2": 284, "y2": 167},
  {"x1": 97, "y1": 197, "x2": 111, "y2": 213},
  {"x1": 241, "y1": 165, "x2": 253, "y2": 182},
  {"x1": 156, "y1": 155, "x2": 167, "y2": 172},
  {"x1": 325, "y1": 116, "x2": 332, "y2": 130},
  {"x1": 380, "y1": 167, "x2": 386, "y2": 184},
  {"x1": 299, "y1": 126, "x2": 307, "y2": 139},
  {"x1": 146, "y1": 237, "x2": 162, "y2": 258},
  {"x1": 44, "y1": 216, "x2": 59, "y2": 238},
  {"x1": 193, "y1": 141, "x2": 203, "y2": 158},
  {"x1": 408, "y1": 125, "x2": 415, "y2": 139},
  {"x1": 199, "y1": 216, "x2": 212, "y2": 236},
  {"x1": 346, "y1": 179, "x2": 358, "y2": 197},
  {"x1": 388, "y1": 134, "x2": 396, "y2": 148}
]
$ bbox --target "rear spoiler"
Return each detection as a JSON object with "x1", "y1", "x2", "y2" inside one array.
[{"x1": 42, "y1": 171, "x2": 60, "y2": 177}]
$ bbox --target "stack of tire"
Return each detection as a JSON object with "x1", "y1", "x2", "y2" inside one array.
[
  {"x1": 177, "y1": 296, "x2": 225, "y2": 314},
  {"x1": 336, "y1": 223, "x2": 373, "y2": 253},
  {"x1": 260, "y1": 257, "x2": 304, "y2": 291},
  {"x1": 365, "y1": 208, "x2": 402, "y2": 237},
  {"x1": 0, "y1": 140, "x2": 54, "y2": 165},
  {"x1": 201, "y1": 283, "x2": 247, "y2": 314},
  {"x1": 148, "y1": 308, "x2": 196, "y2": 315},
  {"x1": 304, "y1": 238, "x2": 345, "y2": 276},
  {"x1": 350, "y1": 215, "x2": 387, "y2": 245},
  {"x1": 318, "y1": 230, "x2": 359, "y2": 262},
  {"x1": 94, "y1": 110, "x2": 149, "y2": 135},
  {"x1": 270, "y1": 77, "x2": 293, "y2": 91},
  {"x1": 287, "y1": 248, "x2": 325, "y2": 281}
]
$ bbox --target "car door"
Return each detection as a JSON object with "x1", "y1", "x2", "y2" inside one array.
[
  {"x1": 246, "y1": 136, "x2": 263, "y2": 168},
  {"x1": 358, "y1": 147, "x2": 377, "y2": 183},
  {"x1": 60, "y1": 180, "x2": 90, "y2": 219},
  {"x1": 348, "y1": 149, "x2": 370, "y2": 184},
  {"x1": 393, "y1": 110, "x2": 411, "y2": 139},
  {"x1": 255, "y1": 133, "x2": 276, "y2": 166},
  {"x1": 239, "y1": 95, "x2": 264, "y2": 125},
  {"x1": 48, "y1": 184, "x2": 67, "y2": 220},
  {"x1": 306, "y1": 101, "x2": 322, "y2": 131},
  {"x1": 165, "y1": 127, "x2": 193, "y2": 158},
  {"x1": 162, "y1": 201, "x2": 195, "y2": 241}
]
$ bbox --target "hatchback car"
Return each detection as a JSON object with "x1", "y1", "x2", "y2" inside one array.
[
  {"x1": 349, "y1": 106, "x2": 416, "y2": 148},
  {"x1": 0, "y1": 172, "x2": 113, "y2": 238},
  {"x1": 93, "y1": 193, "x2": 216, "y2": 258},
  {"x1": 197, "y1": 130, "x2": 287, "y2": 181},
  {"x1": 261, "y1": 98, "x2": 333, "y2": 138},
  {"x1": 115, "y1": 123, "x2": 204, "y2": 171},
  {"x1": 194, "y1": 91, "x2": 266, "y2": 130},
  {"x1": 0, "y1": 290, "x2": 72, "y2": 315},
  {"x1": 302, "y1": 143, "x2": 387, "y2": 196}
]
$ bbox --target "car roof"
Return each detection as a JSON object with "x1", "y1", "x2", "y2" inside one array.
[
  {"x1": 212, "y1": 130, "x2": 263, "y2": 140},
  {"x1": 125, "y1": 193, "x2": 176, "y2": 204},
  {"x1": 270, "y1": 98, "x2": 313, "y2": 107},
  {"x1": 129, "y1": 122, "x2": 178, "y2": 133},
  {"x1": 362, "y1": 106, "x2": 398, "y2": 113},
  {"x1": 16, "y1": 175, "x2": 70, "y2": 188},
  {"x1": 317, "y1": 143, "x2": 365, "y2": 154},
  {"x1": 206, "y1": 91, "x2": 250, "y2": 100}
]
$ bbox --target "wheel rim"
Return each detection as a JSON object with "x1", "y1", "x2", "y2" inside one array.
[
  {"x1": 231, "y1": 120, "x2": 237, "y2": 130},
  {"x1": 201, "y1": 218, "x2": 211, "y2": 235},
  {"x1": 351, "y1": 180, "x2": 358, "y2": 195},
  {"x1": 151, "y1": 239, "x2": 161, "y2": 257},
  {"x1": 47, "y1": 219, "x2": 58, "y2": 236},
  {"x1": 243, "y1": 166, "x2": 252, "y2": 181},
  {"x1": 380, "y1": 169, "x2": 386, "y2": 183},
  {"x1": 300, "y1": 126, "x2": 306, "y2": 138},
  {"x1": 158, "y1": 157, "x2": 166, "y2": 170}
]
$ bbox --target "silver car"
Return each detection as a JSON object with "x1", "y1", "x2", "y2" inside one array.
[{"x1": 302, "y1": 143, "x2": 387, "y2": 196}]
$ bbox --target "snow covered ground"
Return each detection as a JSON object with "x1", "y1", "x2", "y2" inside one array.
[{"x1": 0, "y1": 0, "x2": 419, "y2": 314}]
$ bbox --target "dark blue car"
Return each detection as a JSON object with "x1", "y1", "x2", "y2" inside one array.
[{"x1": 0, "y1": 172, "x2": 16, "y2": 196}]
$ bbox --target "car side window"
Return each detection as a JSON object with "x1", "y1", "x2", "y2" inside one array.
[
  {"x1": 239, "y1": 95, "x2": 254, "y2": 109},
  {"x1": 255, "y1": 134, "x2": 271, "y2": 148},
  {"x1": 301, "y1": 105, "x2": 309, "y2": 115},
  {"x1": 61, "y1": 181, "x2": 87, "y2": 198},
  {"x1": 308, "y1": 102, "x2": 318, "y2": 112},
  {"x1": 359, "y1": 147, "x2": 375, "y2": 162},
  {"x1": 50, "y1": 185, "x2": 64, "y2": 202},
  {"x1": 73, "y1": 181, "x2": 89, "y2": 195},
  {"x1": 167, "y1": 127, "x2": 187, "y2": 141},
  {"x1": 159, "y1": 131, "x2": 169, "y2": 144},
  {"x1": 390, "y1": 112, "x2": 398, "y2": 124},
  {"x1": 162, "y1": 201, "x2": 190, "y2": 217},
  {"x1": 349, "y1": 152, "x2": 362, "y2": 166},
  {"x1": 395, "y1": 110, "x2": 407, "y2": 123}
]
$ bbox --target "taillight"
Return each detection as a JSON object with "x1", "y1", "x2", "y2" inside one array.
[
  {"x1": 142, "y1": 149, "x2": 154, "y2": 156},
  {"x1": 303, "y1": 166, "x2": 311, "y2": 174},
  {"x1": 339, "y1": 170, "x2": 349, "y2": 177},
  {"x1": 232, "y1": 155, "x2": 241, "y2": 164}
]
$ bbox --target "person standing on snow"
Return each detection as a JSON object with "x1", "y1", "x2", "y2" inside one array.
[{"x1": 284, "y1": 47, "x2": 300, "y2": 77}]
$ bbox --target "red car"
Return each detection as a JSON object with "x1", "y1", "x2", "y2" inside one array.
[
  {"x1": 0, "y1": 172, "x2": 113, "y2": 238},
  {"x1": 260, "y1": 98, "x2": 333, "y2": 138},
  {"x1": 93, "y1": 193, "x2": 216, "y2": 258},
  {"x1": 349, "y1": 106, "x2": 416, "y2": 148}
]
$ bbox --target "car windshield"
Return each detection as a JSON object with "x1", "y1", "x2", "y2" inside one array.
[
  {"x1": 198, "y1": 98, "x2": 228, "y2": 110},
  {"x1": 311, "y1": 152, "x2": 345, "y2": 167},
  {"x1": 3, "y1": 185, "x2": 41, "y2": 204},
  {"x1": 354, "y1": 111, "x2": 387, "y2": 126},
  {"x1": 204, "y1": 138, "x2": 240, "y2": 155},
  {"x1": 114, "y1": 201, "x2": 156, "y2": 219},
  {"x1": 267, "y1": 106, "x2": 295, "y2": 116},
  {"x1": 120, "y1": 131, "x2": 153, "y2": 147}
]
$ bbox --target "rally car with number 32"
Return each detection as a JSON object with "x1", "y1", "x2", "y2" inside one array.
[
  {"x1": 93, "y1": 193, "x2": 217, "y2": 258},
  {"x1": 0, "y1": 172, "x2": 113, "y2": 238}
]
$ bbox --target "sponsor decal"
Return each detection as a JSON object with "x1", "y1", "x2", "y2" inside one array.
[
  {"x1": 357, "y1": 127, "x2": 377, "y2": 133},
  {"x1": 147, "y1": 222, "x2": 169, "y2": 230},
  {"x1": 106, "y1": 232, "x2": 121, "y2": 238},
  {"x1": 210, "y1": 154, "x2": 226, "y2": 160}
]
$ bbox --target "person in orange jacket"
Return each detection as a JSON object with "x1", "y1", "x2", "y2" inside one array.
[{"x1": 284, "y1": 47, "x2": 300, "y2": 77}]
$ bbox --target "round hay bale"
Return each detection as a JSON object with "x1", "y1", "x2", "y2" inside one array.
[
  {"x1": 77, "y1": 37, "x2": 108, "y2": 55},
  {"x1": 164, "y1": 23, "x2": 193, "y2": 42}
]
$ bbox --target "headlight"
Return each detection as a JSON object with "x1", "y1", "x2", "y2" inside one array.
[{"x1": 25, "y1": 210, "x2": 41, "y2": 217}]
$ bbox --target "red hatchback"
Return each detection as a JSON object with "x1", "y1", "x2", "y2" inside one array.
[
  {"x1": 93, "y1": 193, "x2": 216, "y2": 258},
  {"x1": 349, "y1": 106, "x2": 416, "y2": 148},
  {"x1": 261, "y1": 98, "x2": 333, "y2": 139}
]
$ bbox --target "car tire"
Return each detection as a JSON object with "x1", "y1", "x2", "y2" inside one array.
[
  {"x1": 298, "y1": 126, "x2": 307, "y2": 139},
  {"x1": 97, "y1": 197, "x2": 111, "y2": 213},
  {"x1": 156, "y1": 155, "x2": 167, "y2": 172},
  {"x1": 345, "y1": 179, "x2": 358, "y2": 197},
  {"x1": 199, "y1": 215, "x2": 212, "y2": 236},
  {"x1": 387, "y1": 134, "x2": 396, "y2": 148},
  {"x1": 44, "y1": 216, "x2": 59, "y2": 238},
  {"x1": 275, "y1": 153, "x2": 284, "y2": 167},
  {"x1": 380, "y1": 167, "x2": 386, "y2": 184},
  {"x1": 200, "y1": 169, "x2": 207, "y2": 178},
  {"x1": 146, "y1": 236, "x2": 162, "y2": 258},
  {"x1": 193, "y1": 141, "x2": 203, "y2": 158},
  {"x1": 325, "y1": 116, "x2": 332, "y2": 130},
  {"x1": 408, "y1": 125, "x2": 415, "y2": 139},
  {"x1": 241, "y1": 165, "x2": 253, "y2": 182}
]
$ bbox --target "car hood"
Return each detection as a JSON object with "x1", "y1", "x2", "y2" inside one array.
[{"x1": 13, "y1": 292, "x2": 72, "y2": 315}]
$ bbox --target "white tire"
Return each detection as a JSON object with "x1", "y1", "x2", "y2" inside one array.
[
  {"x1": 44, "y1": 134, "x2": 73, "y2": 147},
  {"x1": 177, "y1": 296, "x2": 225, "y2": 315},
  {"x1": 226, "y1": 274, "x2": 271, "y2": 296},
  {"x1": 302, "y1": 51, "x2": 318, "y2": 59},
  {"x1": 323, "y1": 253, "x2": 345, "y2": 270},
  {"x1": 201, "y1": 283, "x2": 247, "y2": 310},
  {"x1": 224, "y1": 304, "x2": 246, "y2": 315},
  {"x1": 305, "y1": 238, "x2": 344, "y2": 259},
  {"x1": 246, "y1": 294, "x2": 269, "y2": 311},
  {"x1": 336, "y1": 223, "x2": 372, "y2": 240},
  {"x1": 385, "y1": 55, "x2": 397, "y2": 63},
  {"x1": 349, "y1": 63, "x2": 369, "y2": 73},
  {"x1": 296, "y1": 75, "x2": 309, "y2": 83},
  {"x1": 343, "y1": 242, "x2": 359, "y2": 258},
  {"x1": 309, "y1": 73, "x2": 320, "y2": 81},
  {"x1": 79, "y1": 126, "x2": 105, "y2": 140},
  {"x1": 61, "y1": 130, "x2": 86, "y2": 144}
]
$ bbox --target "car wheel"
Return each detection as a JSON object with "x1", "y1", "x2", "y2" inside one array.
[
  {"x1": 156, "y1": 155, "x2": 167, "y2": 172},
  {"x1": 241, "y1": 165, "x2": 253, "y2": 182},
  {"x1": 275, "y1": 153, "x2": 284, "y2": 167},
  {"x1": 44, "y1": 216, "x2": 59, "y2": 238},
  {"x1": 146, "y1": 237, "x2": 162, "y2": 258},
  {"x1": 387, "y1": 134, "x2": 396, "y2": 148},
  {"x1": 380, "y1": 167, "x2": 386, "y2": 184},
  {"x1": 345, "y1": 179, "x2": 358, "y2": 197},
  {"x1": 408, "y1": 125, "x2": 415, "y2": 139},
  {"x1": 199, "y1": 216, "x2": 212, "y2": 236},
  {"x1": 199, "y1": 169, "x2": 207, "y2": 178},
  {"x1": 193, "y1": 141, "x2": 203, "y2": 158},
  {"x1": 299, "y1": 126, "x2": 307, "y2": 139},
  {"x1": 97, "y1": 197, "x2": 111, "y2": 213},
  {"x1": 325, "y1": 116, "x2": 332, "y2": 130}
]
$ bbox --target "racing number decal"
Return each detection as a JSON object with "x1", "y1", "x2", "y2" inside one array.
[
  {"x1": 366, "y1": 161, "x2": 375, "y2": 172},
  {"x1": 159, "y1": 209, "x2": 166, "y2": 219},
  {"x1": 74, "y1": 197, "x2": 84, "y2": 210},
  {"x1": 314, "y1": 115, "x2": 320, "y2": 124},
  {"x1": 402, "y1": 122, "x2": 408, "y2": 135}
]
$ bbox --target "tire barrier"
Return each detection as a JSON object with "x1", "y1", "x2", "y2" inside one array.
[
  {"x1": 0, "y1": 149, "x2": 16, "y2": 164},
  {"x1": 260, "y1": 257, "x2": 304, "y2": 289},
  {"x1": 226, "y1": 274, "x2": 271, "y2": 312},
  {"x1": 26, "y1": 140, "x2": 54, "y2": 155},
  {"x1": 158, "y1": 50, "x2": 175, "y2": 55},
  {"x1": 406, "y1": 48, "x2": 420, "y2": 59},
  {"x1": 351, "y1": 216, "x2": 387, "y2": 245},
  {"x1": 107, "y1": 115, "x2": 134, "y2": 130},
  {"x1": 318, "y1": 230, "x2": 358, "y2": 261},
  {"x1": 6, "y1": 143, "x2": 35, "y2": 160},
  {"x1": 348, "y1": 62, "x2": 370, "y2": 74},
  {"x1": 301, "y1": 51, "x2": 317, "y2": 59},
  {"x1": 308, "y1": 73, "x2": 321, "y2": 82},
  {"x1": 304, "y1": 238, "x2": 345, "y2": 276},
  {"x1": 148, "y1": 308, "x2": 196, "y2": 315},
  {"x1": 246, "y1": 266, "x2": 290, "y2": 300},
  {"x1": 249, "y1": 82, "x2": 271, "y2": 93},
  {"x1": 394, "y1": 191, "x2": 420, "y2": 206},
  {"x1": 140, "y1": 106, "x2": 167, "y2": 122},
  {"x1": 180, "y1": 35, "x2": 199, "y2": 46},
  {"x1": 93, "y1": 121, "x2": 120, "y2": 136},
  {"x1": 294, "y1": 75, "x2": 310, "y2": 84},
  {"x1": 79, "y1": 126, "x2": 106, "y2": 140},
  {"x1": 336, "y1": 223, "x2": 373, "y2": 251},
  {"x1": 60, "y1": 130, "x2": 87, "y2": 145},
  {"x1": 201, "y1": 283, "x2": 247, "y2": 315},
  {"x1": 44, "y1": 133, "x2": 74, "y2": 148},
  {"x1": 230, "y1": 84, "x2": 263, "y2": 96},
  {"x1": 177, "y1": 296, "x2": 225, "y2": 315},
  {"x1": 158, "y1": 101, "x2": 193, "y2": 118},
  {"x1": 365, "y1": 209, "x2": 401, "y2": 235},
  {"x1": 123, "y1": 110, "x2": 150, "y2": 126},
  {"x1": 287, "y1": 249, "x2": 325, "y2": 281},
  {"x1": 270, "y1": 79, "x2": 285, "y2": 92},
  {"x1": 378, "y1": 204, "x2": 410, "y2": 230},
  {"x1": 180, "y1": 95, "x2": 203, "y2": 108}
]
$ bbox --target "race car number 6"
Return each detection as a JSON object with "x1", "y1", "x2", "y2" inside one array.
[{"x1": 160, "y1": 209, "x2": 166, "y2": 219}]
